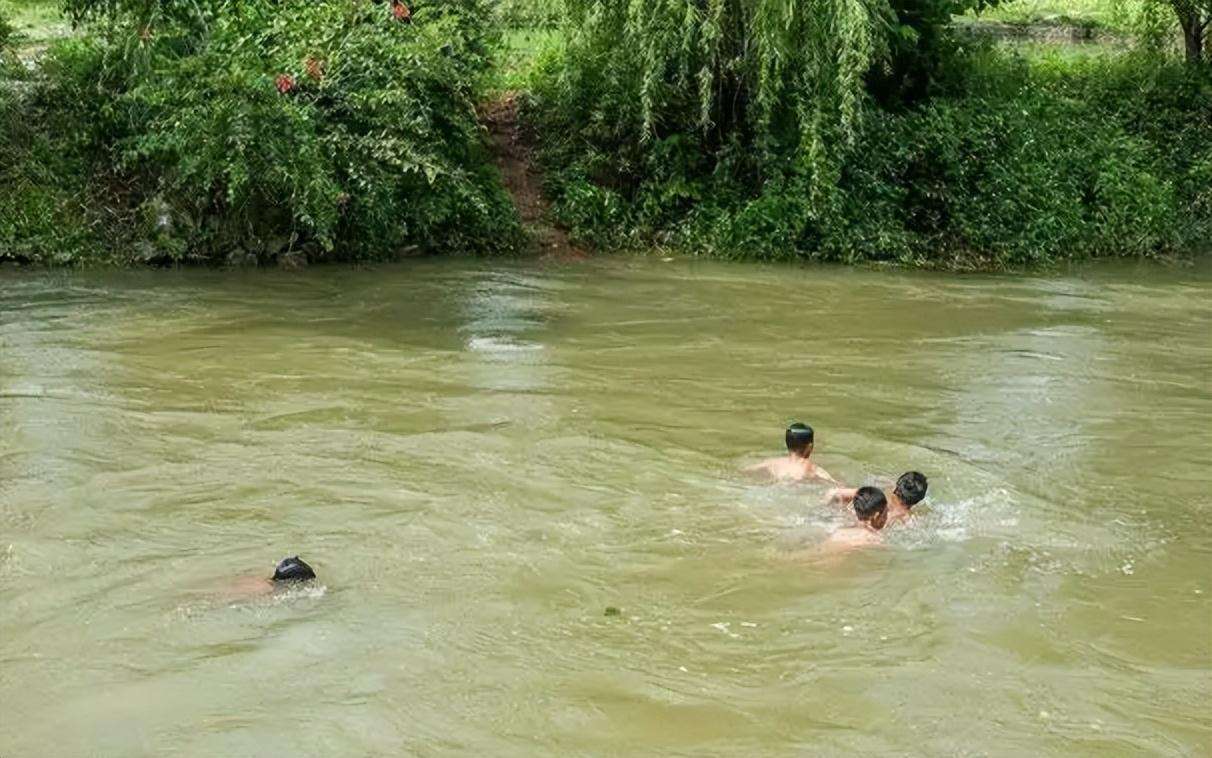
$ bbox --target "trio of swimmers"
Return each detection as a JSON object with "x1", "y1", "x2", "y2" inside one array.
[
  {"x1": 261, "y1": 421, "x2": 924, "y2": 585},
  {"x1": 747, "y1": 421, "x2": 928, "y2": 550}
]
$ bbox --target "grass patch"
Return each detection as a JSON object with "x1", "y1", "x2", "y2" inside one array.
[
  {"x1": 496, "y1": 0, "x2": 562, "y2": 29},
  {"x1": 1, "y1": 0, "x2": 69, "y2": 53},
  {"x1": 484, "y1": 28, "x2": 562, "y2": 94},
  {"x1": 961, "y1": 0, "x2": 1144, "y2": 34}
]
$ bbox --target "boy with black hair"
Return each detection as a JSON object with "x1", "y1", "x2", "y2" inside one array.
[
  {"x1": 746, "y1": 422, "x2": 837, "y2": 483},
  {"x1": 823, "y1": 486, "x2": 889, "y2": 549},
  {"x1": 225, "y1": 556, "x2": 318, "y2": 599},
  {"x1": 826, "y1": 471, "x2": 928, "y2": 525}
]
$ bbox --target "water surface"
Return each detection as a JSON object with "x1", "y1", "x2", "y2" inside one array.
[{"x1": 1, "y1": 258, "x2": 1209, "y2": 755}]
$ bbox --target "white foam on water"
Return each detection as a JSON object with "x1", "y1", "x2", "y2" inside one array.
[
  {"x1": 467, "y1": 336, "x2": 543, "y2": 353},
  {"x1": 894, "y1": 488, "x2": 1017, "y2": 548},
  {"x1": 197, "y1": 583, "x2": 329, "y2": 616},
  {"x1": 270, "y1": 583, "x2": 328, "y2": 602},
  {"x1": 710, "y1": 621, "x2": 741, "y2": 639}
]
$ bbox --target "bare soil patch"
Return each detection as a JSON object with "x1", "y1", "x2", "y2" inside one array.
[{"x1": 481, "y1": 92, "x2": 587, "y2": 261}]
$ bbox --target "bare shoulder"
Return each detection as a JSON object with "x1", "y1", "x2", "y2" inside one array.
[
  {"x1": 824, "y1": 527, "x2": 885, "y2": 551},
  {"x1": 222, "y1": 575, "x2": 274, "y2": 600},
  {"x1": 747, "y1": 457, "x2": 801, "y2": 480}
]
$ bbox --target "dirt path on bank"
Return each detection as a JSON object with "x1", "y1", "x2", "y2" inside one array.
[{"x1": 481, "y1": 92, "x2": 587, "y2": 260}]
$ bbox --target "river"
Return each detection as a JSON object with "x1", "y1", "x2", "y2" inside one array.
[{"x1": 1, "y1": 258, "x2": 1209, "y2": 755}]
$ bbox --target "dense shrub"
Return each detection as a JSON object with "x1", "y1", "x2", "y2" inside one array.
[
  {"x1": 528, "y1": 41, "x2": 1212, "y2": 267},
  {"x1": 0, "y1": 0, "x2": 521, "y2": 264},
  {"x1": 0, "y1": 8, "x2": 12, "y2": 50},
  {"x1": 0, "y1": 35, "x2": 116, "y2": 262}
]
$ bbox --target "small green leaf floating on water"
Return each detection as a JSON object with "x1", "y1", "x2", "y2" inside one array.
[{"x1": 604, "y1": 606, "x2": 621, "y2": 617}]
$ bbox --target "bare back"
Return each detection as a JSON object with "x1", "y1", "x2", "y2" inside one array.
[
  {"x1": 822, "y1": 525, "x2": 884, "y2": 552},
  {"x1": 748, "y1": 455, "x2": 836, "y2": 483}
]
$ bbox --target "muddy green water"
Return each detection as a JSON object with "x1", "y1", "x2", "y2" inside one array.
[{"x1": 1, "y1": 258, "x2": 1209, "y2": 756}]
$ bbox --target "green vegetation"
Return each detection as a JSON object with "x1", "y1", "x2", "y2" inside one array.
[
  {"x1": 0, "y1": 0, "x2": 1209, "y2": 268},
  {"x1": 496, "y1": 0, "x2": 563, "y2": 28},
  {"x1": 0, "y1": 8, "x2": 12, "y2": 50},
  {"x1": 523, "y1": 0, "x2": 1211, "y2": 266},
  {"x1": 962, "y1": 0, "x2": 1141, "y2": 31},
  {"x1": 0, "y1": 0, "x2": 68, "y2": 51},
  {"x1": 966, "y1": 1, "x2": 1212, "y2": 65},
  {"x1": 486, "y1": 27, "x2": 561, "y2": 94},
  {"x1": 1, "y1": 0, "x2": 520, "y2": 265}
]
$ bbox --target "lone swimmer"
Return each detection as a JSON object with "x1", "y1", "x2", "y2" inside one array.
[
  {"x1": 226, "y1": 556, "x2": 317, "y2": 598},
  {"x1": 746, "y1": 422, "x2": 837, "y2": 483},
  {"x1": 827, "y1": 471, "x2": 927, "y2": 525},
  {"x1": 823, "y1": 486, "x2": 889, "y2": 550}
]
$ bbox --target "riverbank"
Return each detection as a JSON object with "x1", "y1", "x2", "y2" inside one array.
[
  {"x1": 519, "y1": 7, "x2": 1211, "y2": 269},
  {"x1": 1, "y1": 1, "x2": 1209, "y2": 269},
  {"x1": 481, "y1": 91, "x2": 585, "y2": 261}
]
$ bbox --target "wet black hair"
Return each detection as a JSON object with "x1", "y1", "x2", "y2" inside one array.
[
  {"x1": 785, "y1": 422, "x2": 815, "y2": 456},
  {"x1": 894, "y1": 471, "x2": 928, "y2": 507},
  {"x1": 853, "y1": 486, "x2": 888, "y2": 524},
  {"x1": 272, "y1": 556, "x2": 316, "y2": 583}
]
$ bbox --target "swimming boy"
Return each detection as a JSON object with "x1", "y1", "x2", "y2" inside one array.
[
  {"x1": 226, "y1": 556, "x2": 317, "y2": 598},
  {"x1": 746, "y1": 422, "x2": 837, "y2": 483},
  {"x1": 826, "y1": 471, "x2": 927, "y2": 524},
  {"x1": 823, "y1": 486, "x2": 888, "y2": 550}
]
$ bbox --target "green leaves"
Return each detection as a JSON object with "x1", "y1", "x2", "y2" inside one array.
[
  {"x1": 0, "y1": 9, "x2": 13, "y2": 52},
  {"x1": 4, "y1": 0, "x2": 519, "y2": 263},
  {"x1": 530, "y1": 29, "x2": 1212, "y2": 267},
  {"x1": 547, "y1": 0, "x2": 994, "y2": 210}
]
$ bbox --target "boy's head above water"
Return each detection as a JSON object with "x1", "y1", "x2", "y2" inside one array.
[
  {"x1": 853, "y1": 486, "x2": 888, "y2": 530},
  {"x1": 272, "y1": 556, "x2": 316, "y2": 583},
  {"x1": 785, "y1": 422, "x2": 814, "y2": 458},
  {"x1": 894, "y1": 471, "x2": 928, "y2": 507}
]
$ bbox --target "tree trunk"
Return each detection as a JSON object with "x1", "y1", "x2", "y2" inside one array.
[{"x1": 1176, "y1": 7, "x2": 1207, "y2": 65}]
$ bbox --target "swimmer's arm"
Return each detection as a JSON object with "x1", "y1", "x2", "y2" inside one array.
[
  {"x1": 810, "y1": 465, "x2": 839, "y2": 485},
  {"x1": 824, "y1": 487, "x2": 858, "y2": 506},
  {"x1": 744, "y1": 458, "x2": 776, "y2": 473}
]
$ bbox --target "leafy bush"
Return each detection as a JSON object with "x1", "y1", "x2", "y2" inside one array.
[
  {"x1": 0, "y1": 0, "x2": 521, "y2": 264},
  {"x1": 0, "y1": 8, "x2": 12, "y2": 50},
  {"x1": 840, "y1": 51, "x2": 1211, "y2": 264},
  {"x1": 0, "y1": 36, "x2": 116, "y2": 263},
  {"x1": 529, "y1": 44, "x2": 1212, "y2": 266}
]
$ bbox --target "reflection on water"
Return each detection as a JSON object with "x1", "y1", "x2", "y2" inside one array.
[{"x1": 1, "y1": 258, "x2": 1210, "y2": 756}]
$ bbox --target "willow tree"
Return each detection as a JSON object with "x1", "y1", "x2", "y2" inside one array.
[
  {"x1": 566, "y1": 0, "x2": 884, "y2": 151},
  {"x1": 556, "y1": 0, "x2": 992, "y2": 199}
]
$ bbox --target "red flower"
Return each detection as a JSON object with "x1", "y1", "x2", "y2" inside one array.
[
  {"x1": 391, "y1": 1, "x2": 411, "y2": 22},
  {"x1": 275, "y1": 74, "x2": 296, "y2": 94}
]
